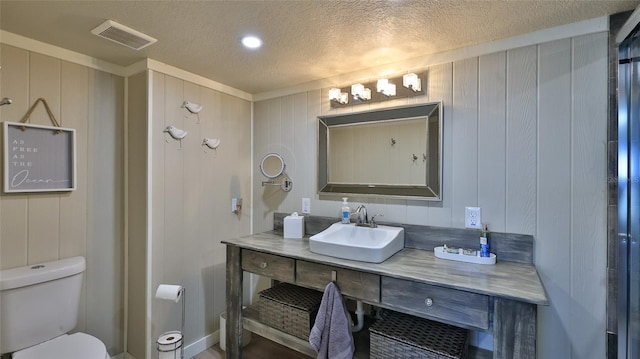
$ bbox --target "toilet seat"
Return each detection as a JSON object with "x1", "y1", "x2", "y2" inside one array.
[{"x1": 13, "y1": 332, "x2": 108, "y2": 359}]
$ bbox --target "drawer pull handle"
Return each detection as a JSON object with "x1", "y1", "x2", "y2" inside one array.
[
  {"x1": 260, "y1": 262, "x2": 268, "y2": 269},
  {"x1": 424, "y1": 297, "x2": 433, "y2": 307}
]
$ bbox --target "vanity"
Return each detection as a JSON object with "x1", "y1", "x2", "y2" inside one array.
[{"x1": 223, "y1": 214, "x2": 548, "y2": 359}]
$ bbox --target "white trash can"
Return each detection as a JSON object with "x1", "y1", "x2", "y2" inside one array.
[{"x1": 219, "y1": 310, "x2": 252, "y2": 351}]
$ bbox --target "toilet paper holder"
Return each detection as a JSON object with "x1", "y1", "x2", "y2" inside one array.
[{"x1": 155, "y1": 285, "x2": 186, "y2": 359}]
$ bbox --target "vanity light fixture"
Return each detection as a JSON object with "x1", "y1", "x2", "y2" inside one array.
[
  {"x1": 328, "y1": 72, "x2": 425, "y2": 108},
  {"x1": 377, "y1": 79, "x2": 396, "y2": 97},
  {"x1": 403, "y1": 73, "x2": 422, "y2": 92},
  {"x1": 351, "y1": 84, "x2": 371, "y2": 101},
  {"x1": 329, "y1": 88, "x2": 349, "y2": 104}
]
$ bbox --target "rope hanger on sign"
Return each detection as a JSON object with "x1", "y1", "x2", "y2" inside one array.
[{"x1": 19, "y1": 98, "x2": 62, "y2": 134}]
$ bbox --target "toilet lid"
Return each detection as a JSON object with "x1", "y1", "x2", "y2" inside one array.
[{"x1": 13, "y1": 333, "x2": 107, "y2": 359}]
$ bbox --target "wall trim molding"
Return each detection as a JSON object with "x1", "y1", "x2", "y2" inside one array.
[
  {"x1": 184, "y1": 331, "x2": 219, "y2": 358},
  {"x1": 252, "y1": 15, "x2": 609, "y2": 101},
  {"x1": 110, "y1": 353, "x2": 136, "y2": 359},
  {"x1": 114, "y1": 330, "x2": 218, "y2": 359},
  {"x1": 0, "y1": 30, "x2": 128, "y2": 76},
  {"x1": 0, "y1": 31, "x2": 252, "y2": 101},
  {"x1": 145, "y1": 59, "x2": 253, "y2": 101}
]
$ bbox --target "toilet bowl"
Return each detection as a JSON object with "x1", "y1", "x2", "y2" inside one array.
[{"x1": 12, "y1": 333, "x2": 108, "y2": 359}]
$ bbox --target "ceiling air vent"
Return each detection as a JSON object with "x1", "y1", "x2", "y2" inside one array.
[{"x1": 91, "y1": 20, "x2": 157, "y2": 50}]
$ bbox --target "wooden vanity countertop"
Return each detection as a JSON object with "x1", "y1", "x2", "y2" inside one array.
[{"x1": 223, "y1": 231, "x2": 548, "y2": 306}]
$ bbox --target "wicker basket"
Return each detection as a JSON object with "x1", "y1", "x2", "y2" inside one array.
[
  {"x1": 369, "y1": 310, "x2": 469, "y2": 359},
  {"x1": 258, "y1": 282, "x2": 323, "y2": 340}
]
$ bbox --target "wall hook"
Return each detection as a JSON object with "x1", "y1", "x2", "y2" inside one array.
[
  {"x1": 182, "y1": 100, "x2": 202, "y2": 114},
  {"x1": 182, "y1": 101, "x2": 202, "y2": 123},
  {"x1": 164, "y1": 125, "x2": 187, "y2": 149},
  {"x1": 202, "y1": 138, "x2": 221, "y2": 150},
  {"x1": 412, "y1": 154, "x2": 418, "y2": 162},
  {"x1": 391, "y1": 138, "x2": 396, "y2": 146},
  {"x1": 423, "y1": 153, "x2": 427, "y2": 162},
  {"x1": 203, "y1": 138, "x2": 221, "y2": 149}
]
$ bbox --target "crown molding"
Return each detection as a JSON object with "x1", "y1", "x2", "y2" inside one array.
[{"x1": 0, "y1": 30, "x2": 252, "y2": 101}]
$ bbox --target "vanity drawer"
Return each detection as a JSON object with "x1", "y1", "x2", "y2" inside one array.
[
  {"x1": 242, "y1": 249, "x2": 295, "y2": 282},
  {"x1": 296, "y1": 261, "x2": 380, "y2": 303},
  {"x1": 381, "y1": 277, "x2": 489, "y2": 329}
]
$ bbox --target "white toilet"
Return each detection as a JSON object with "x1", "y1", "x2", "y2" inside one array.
[{"x1": 0, "y1": 256, "x2": 108, "y2": 359}]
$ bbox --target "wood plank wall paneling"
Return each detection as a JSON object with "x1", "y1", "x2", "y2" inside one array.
[
  {"x1": 281, "y1": 95, "x2": 295, "y2": 212},
  {"x1": 506, "y1": 46, "x2": 538, "y2": 235},
  {"x1": 1, "y1": 44, "x2": 125, "y2": 355},
  {"x1": 199, "y1": 86, "x2": 221, "y2": 334},
  {"x1": 148, "y1": 70, "x2": 252, "y2": 355},
  {"x1": 59, "y1": 61, "x2": 88, "y2": 260},
  {"x1": 294, "y1": 92, "x2": 308, "y2": 199},
  {"x1": 537, "y1": 38, "x2": 572, "y2": 359},
  {"x1": 86, "y1": 70, "x2": 125, "y2": 354},
  {"x1": 424, "y1": 63, "x2": 454, "y2": 227},
  {"x1": 1, "y1": 45, "x2": 29, "y2": 269},
  {"x1": 150, "y1": 71, "x2": 167, "y2": 358},
  {"x1": 478, "y1": 52, "x2": 507, "y2": 232},
  {"x1": 571, "y1": 32, "x2": 608, "y2": 359},
  {"x1": 27, "y1": 52, "x2": 61, "y2": 264},
  {"x1": 182, "y1": 79, "x2": 203, "y2": 341},
  {"x1": 59, "y1": 60, "x2": 89, "y2": 335},
  {"x1": 255, "y1": 32, "x2": 609, "y2": 358},
  {"x1": 126, "y1": 71, "x2": 148, "y2": 359},
  {"x1": 451, "y1": 58, "x2": 479, "y2": 229}
]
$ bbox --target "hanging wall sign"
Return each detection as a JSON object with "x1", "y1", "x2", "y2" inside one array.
[{"x1": 3, "y1": 121, "x2": 76, "y2": 193}]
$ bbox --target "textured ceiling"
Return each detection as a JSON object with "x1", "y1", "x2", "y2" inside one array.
[{"x1": 1, "y1": 0, "x2": 638, "y2": 94}]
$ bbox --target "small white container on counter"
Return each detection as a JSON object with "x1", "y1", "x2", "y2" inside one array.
[{"x1": 284, "y1": 212, "x2": 304, "y2": 239}]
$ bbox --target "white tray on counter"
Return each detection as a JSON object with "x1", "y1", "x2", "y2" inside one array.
[{"x1": 433, "y1": 246, "x2": 496, "y2": 265}]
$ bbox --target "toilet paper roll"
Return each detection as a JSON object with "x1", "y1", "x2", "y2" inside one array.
[
  {"x1": 155, "y1": 284, "x2": 183, "y2": 303},
  {"x1": 157, "y1": 331, "x2": 183, "y2": 359}
]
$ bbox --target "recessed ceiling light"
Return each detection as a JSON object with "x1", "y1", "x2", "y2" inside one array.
[{"x1": 241, "y1": 35, "x2": 263, "y2": 49}]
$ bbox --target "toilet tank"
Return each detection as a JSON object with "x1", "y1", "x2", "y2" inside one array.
[{"x1": 0, "y1": 256, "x2": 85, "y2": 354}]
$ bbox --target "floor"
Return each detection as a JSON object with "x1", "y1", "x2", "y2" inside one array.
[
  {"x1": 193, "y1": 334, "x2": 311, "y2": 359},
  {"x1": 193, "y1": 333, "x2": 492, "y2": 359}
]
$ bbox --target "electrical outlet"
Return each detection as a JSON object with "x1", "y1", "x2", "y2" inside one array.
[
  {"x1": 465, "y1": 207, "x2": 482, "y2": 229},
  {"x1": 302, "y1": 198, "x2": 311, "y2": 214}
]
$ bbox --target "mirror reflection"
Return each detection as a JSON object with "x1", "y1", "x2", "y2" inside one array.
[{"x1": 318, "y1": 102, "x2": 442, "y2": 200}]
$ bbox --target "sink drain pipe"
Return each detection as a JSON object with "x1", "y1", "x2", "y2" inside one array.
[{"x1": 351, "y1": 300, "x2": 365, "y2": 332}]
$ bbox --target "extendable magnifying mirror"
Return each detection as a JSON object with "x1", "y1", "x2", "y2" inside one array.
[
  {"x1": 259, "y1": 153, "x2": 292, "y2": 192},
  {"x1": 260, "y1": 153, "x2": 285, "y2": 178}
]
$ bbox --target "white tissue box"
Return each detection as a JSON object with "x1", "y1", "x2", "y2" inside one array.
[{"x1": 284, "y1": 213, "x2": 304, "y2": 239}]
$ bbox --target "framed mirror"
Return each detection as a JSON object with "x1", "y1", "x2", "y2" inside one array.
[{"x1": 318, "y1": 102, "x2": 442, "y2": 200}]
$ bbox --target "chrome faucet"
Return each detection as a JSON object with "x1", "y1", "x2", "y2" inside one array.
[
  {"x1": 353, "y1": 205, "x2": 384, "y2": 228},
  {"x1": 353, "y1": 205, "x2": 368, "y2": 225}
]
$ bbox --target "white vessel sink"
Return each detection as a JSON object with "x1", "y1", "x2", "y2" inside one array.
[{"x1": 309, "y1": 223, "x2": 405, "y2": 263}]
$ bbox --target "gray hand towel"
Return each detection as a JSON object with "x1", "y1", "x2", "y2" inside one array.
[{"x1": 309, "y1": 282, "x2": 354, "y2": 359}]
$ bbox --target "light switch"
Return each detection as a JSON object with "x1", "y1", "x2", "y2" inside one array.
[{"x1": 302, "y1": 198, "x2": 311, "y2": 214}]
